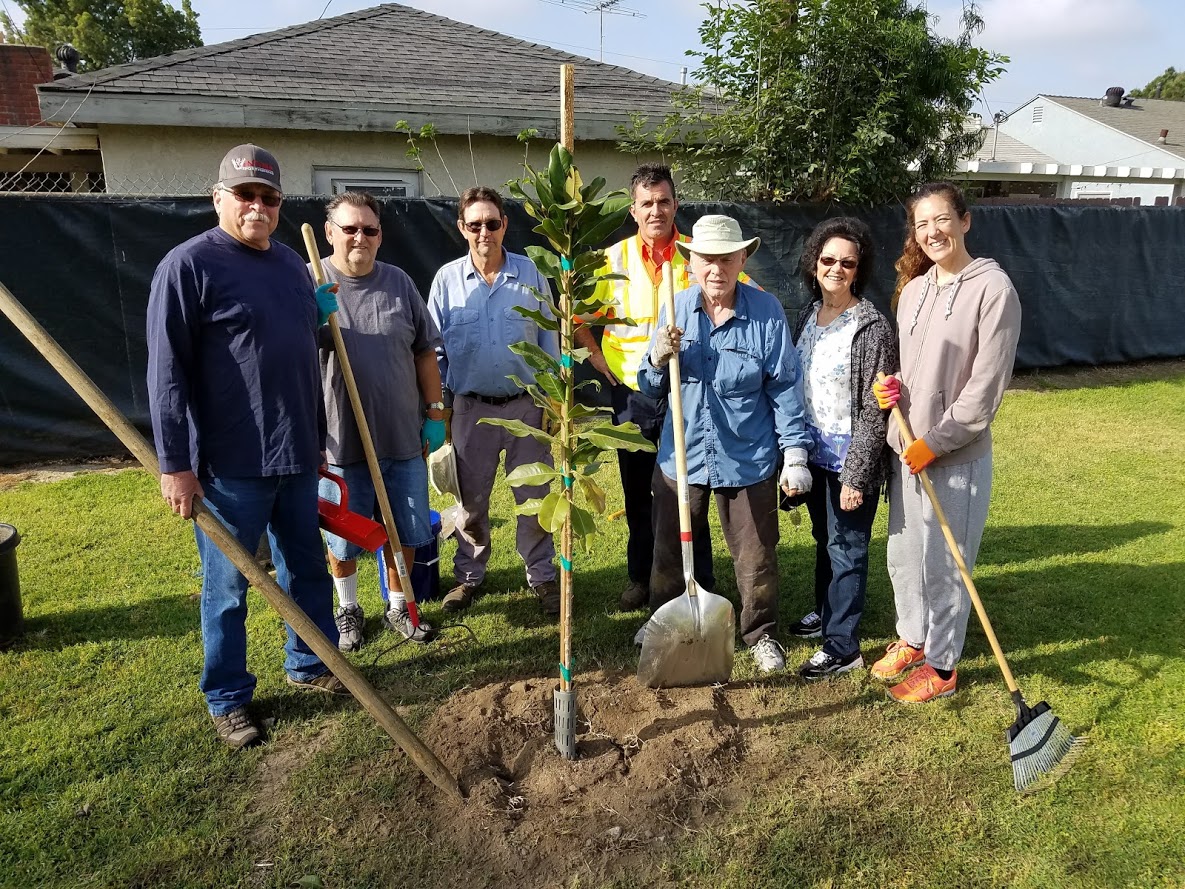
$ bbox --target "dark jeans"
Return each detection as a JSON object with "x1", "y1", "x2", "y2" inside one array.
[
  {"x1": 611, "y1": 384, "x2": 713, "y2": 588},
  {"x1": 650, "y1": 469, "x2": 776, "y2": 646},
  {"x1": 804, "y1": 465, "x2": 878, "y2": 660}
]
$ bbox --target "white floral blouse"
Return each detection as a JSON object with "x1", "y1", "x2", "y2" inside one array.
[{"x1": 795, "y1": 306, "x2": 860, "y2": 473}]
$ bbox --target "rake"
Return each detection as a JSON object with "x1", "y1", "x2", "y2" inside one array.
[{"x1": 880, "y1": 374, "x2": 1085, "y2": 790}]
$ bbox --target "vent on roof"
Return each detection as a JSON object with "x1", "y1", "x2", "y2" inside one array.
[
  {"x1": 1032, "y1": 105, "x2": 1044, "y2": 124},
  {"x1": 1103, "y1": 86, "x2": 1124, "y2": 107}
]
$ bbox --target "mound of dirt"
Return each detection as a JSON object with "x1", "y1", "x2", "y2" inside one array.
[{"x1": 416, "y1": 671, "x2": 806, "y2": 887}]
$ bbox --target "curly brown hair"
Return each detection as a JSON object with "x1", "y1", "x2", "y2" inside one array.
[
  {"x1": 892, "y1": 181, "x2": 969, "y2": 309},
  {"x1": 799, "y1": 216, "x2": 875, "y2": 299}
]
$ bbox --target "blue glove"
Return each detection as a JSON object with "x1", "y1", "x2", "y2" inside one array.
[
  {"x1": 421, "y1": 417, "x2": 446, "y2": 453},
  {"x1": 315, "y1": 281, "x2": 339, "y2": 325}
]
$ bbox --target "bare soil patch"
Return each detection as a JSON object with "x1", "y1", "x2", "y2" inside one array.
[
  {"x1": 0, "y1": 455, "x2": 138, "y2": 490},
  {"x1": 406, "y1": 671, "x2": 835, "y2": 888}
]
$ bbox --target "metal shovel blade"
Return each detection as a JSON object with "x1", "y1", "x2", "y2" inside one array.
[{"x1": 637, "y1": 581, "x2": 736, "y2": 688}]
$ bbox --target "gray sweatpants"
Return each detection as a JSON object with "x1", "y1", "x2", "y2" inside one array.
[{"x1": 886, "y1": 451, "x2": 992, "y2": 671}]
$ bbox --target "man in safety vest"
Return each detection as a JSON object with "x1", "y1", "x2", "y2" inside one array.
[{"x1": 575, "y1": 164, "x2": 753, "y2": 612}]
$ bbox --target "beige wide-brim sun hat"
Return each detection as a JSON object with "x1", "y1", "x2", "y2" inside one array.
[{"x1": 675, "y1": 214, "x2": 761, "y2": 260}]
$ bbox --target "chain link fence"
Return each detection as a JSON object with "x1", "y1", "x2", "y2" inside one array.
[{"x1": 0, "y1": 170, "x2": 214, "y2": 196}]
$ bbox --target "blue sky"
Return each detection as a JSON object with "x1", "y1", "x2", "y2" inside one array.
[{"x1": 6, "y1": 0, "x2": 1184, "y2": 117}]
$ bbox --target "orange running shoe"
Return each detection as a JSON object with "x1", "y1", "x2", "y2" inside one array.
[
  {"x1": 869, "y1": 640, "x2": 926, "y2": 682},
  {"x1": 887, "y1": 665, "x2": 957, "y2": 703}
]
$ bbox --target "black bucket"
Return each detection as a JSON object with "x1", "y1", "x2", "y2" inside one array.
[{"x1": 0, "y1": 524, "x2": 23, "y2": 649}]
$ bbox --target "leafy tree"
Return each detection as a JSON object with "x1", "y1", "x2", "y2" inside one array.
[
  {"x1": 0, "y1": 0, "x2": 201, "y2": 72},
  {"x1": 618, "y1": 0, "x2": 1006, "y2": 204},
  {"x1": 1132, "y1": 67, "x2": 1185, "y2": 101}
]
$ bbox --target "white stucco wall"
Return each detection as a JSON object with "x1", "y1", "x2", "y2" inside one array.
[
  {"x1": 1001, "y1": 98, "x2": 1185, "y2": 168},
  {"x1": 1066, "y1": 180, "x2": 1174, "y2": 202},
  {"x1": 97, "y1": 125, "x2": 654, "y2": 196}
]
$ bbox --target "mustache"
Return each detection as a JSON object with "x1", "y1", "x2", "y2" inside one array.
[{"x1": 244, "y1": 212, "x2": 270, "y2": 223}]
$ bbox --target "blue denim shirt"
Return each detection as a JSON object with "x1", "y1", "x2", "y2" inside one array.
[
  {"x1": 637, "y1": 282, "x2": 811, "y2": 488},
  {"x1": 427, "y1": 250, "x2": 560, "y2": 398}
]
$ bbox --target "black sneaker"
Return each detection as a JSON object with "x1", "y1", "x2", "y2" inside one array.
[
  {"x1": 798, "y1": 649, "x2": 864, "y2": 681},
  {"x1": 788, "y1": 610, "x2": 823, "y2": 638},
  {"x1": 532, "y1": 580, "x2": 561, "y2": 617},
  {"x1": 618, "y1": 580, "x2": 648, "y2": 611},
  {"x1": 211, "y1": 706, "x2": 262, "y2": 750}
]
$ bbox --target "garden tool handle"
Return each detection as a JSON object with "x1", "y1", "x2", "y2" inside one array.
[
  {"x1": 0, "y1": 276, "x2": 460, "y2": 800},
  {"x1": 302, "y1": 225, "x2": 422, "y2": 626},
  {"x1": 877, "y1": 373, "x2": 1019, "y2": 693},
  {"x1": 660, "y1": 263, "x2": 694, "y2": 547}
]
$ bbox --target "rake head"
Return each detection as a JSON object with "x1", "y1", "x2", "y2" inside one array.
[{"x1": 1007, "y1": 697, "x2": 1086, "y2": 792}]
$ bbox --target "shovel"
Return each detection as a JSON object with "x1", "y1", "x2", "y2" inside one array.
[{"x1": 636, "y1": 263, "x2": 736, "y2": 688}]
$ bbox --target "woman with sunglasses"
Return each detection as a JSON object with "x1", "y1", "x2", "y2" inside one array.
[
  {"x1": 789, "y1": 216, "x2": 898, "y2": 680},
  {"x1": 869, "y1": 182, "x2": 1021, "y2": 703}
]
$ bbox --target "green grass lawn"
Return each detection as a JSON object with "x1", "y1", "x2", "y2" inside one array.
[{"x1": 1, "y1": 366, "x2": 1183, "y2": 888}]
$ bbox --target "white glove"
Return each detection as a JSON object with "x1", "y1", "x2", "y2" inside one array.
[
  {"x1": 649, "y1": 325, "x2": 682, "y2": 368},
  {"x1": 779, "y1": 448, "x2": 812, "y2": 495}
]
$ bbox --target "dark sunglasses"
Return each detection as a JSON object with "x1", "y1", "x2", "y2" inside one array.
[
  {"x1": 330, "y1": 219, "x2": 381, "y2": 237},
  {"x1": 462, "y1": 218, "x2": 503, "y2": 233},
  {"x1": 221, "y1": 186, "x2": 282, "y2": 208},
  {"x1": 819, "y1": 256, "x2": 859, "y2": 270}
]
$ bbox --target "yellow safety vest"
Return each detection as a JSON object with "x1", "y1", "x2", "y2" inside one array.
[{"x1": 595, "y1": 234, "x2": 754, "y2": 390}]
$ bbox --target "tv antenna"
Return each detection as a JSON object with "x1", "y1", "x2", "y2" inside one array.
[{"x1": 539, "y1": 0, "x2": 647, "y2": 62}]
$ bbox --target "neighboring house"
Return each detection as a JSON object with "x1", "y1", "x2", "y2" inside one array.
[
  {"x1": 957, "y1": 94, "x2": 1185, "y2": 204},
  {"x1": 32, "y1": 2, "x2": 676, "y2": 197},
  {"x1": 0, "y1": 44, "x2": 102, "y2": 193}
]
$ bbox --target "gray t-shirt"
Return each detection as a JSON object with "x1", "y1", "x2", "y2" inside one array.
[{"x1": 314, "y1": 260, "x2": 443, "y2": 465}]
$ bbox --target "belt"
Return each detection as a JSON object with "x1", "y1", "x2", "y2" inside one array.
[{"x1": 465, "y1": 391, "x2": 526, "y2": 406}]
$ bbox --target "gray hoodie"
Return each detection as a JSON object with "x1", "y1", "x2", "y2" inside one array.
[{"x1": 889, "y1": 257, "x2": 1022, "y2": 466}]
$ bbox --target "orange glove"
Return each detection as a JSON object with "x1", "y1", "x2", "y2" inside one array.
[
  {"x1": 873, "y1": 375, "x2": 900, "y2": 410},
  {"x1": 903, "y1": 437, "x2": 937, "y2": 475}
]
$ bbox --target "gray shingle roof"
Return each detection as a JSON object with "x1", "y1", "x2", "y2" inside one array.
[
  {"x1": 1045, "y1": 95, "x2": 1185, "y2": 160},
  {"x1": 970, "y1": 130, "x2": 1056, "y2": 164},
  {"x1": 38, "y1": 2, "x2": 681, "y2": 130}
]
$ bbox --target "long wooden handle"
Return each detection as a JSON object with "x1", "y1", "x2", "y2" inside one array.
[
  {"x1": 0, "y1": 277, "x2": 461, "y2": 800},
  {"x1": 880, "y1": 373, "x2": 1019, "y2": 693},
  {"x1": 301, "y1": 225, "x2": 422, "y2": 627},
  {"x1": 660, "y1": 263, "x2": 693, "y2": 542}
]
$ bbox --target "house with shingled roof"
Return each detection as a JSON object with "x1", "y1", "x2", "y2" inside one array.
[
  {"x1": 955, "y1": 94, "x2": 1185, "y2": 204},
  {"x1": 33, "y1": 2, "x2": 674, "y2": 196}
]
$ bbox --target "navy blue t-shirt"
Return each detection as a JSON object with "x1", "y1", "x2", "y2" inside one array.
[{"x1": 147, "y1": 226, "x2": 326, "y2": 478}]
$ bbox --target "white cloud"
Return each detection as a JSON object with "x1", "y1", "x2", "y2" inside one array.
[{"x1": 977, "y1": 0, "x2": 1153, "y2": 45}]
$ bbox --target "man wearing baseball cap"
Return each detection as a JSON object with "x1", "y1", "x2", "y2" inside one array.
[
  {"x1": 147, "y1": 144, "x2": 346, "y2": 750},
  {"x1": 637, "y1": 215, "x2": 813, "y2": 675}
]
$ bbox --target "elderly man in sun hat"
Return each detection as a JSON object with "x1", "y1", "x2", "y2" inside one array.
[{"x1": 636, "y1": 214, "x2": 813, "y2": 675}]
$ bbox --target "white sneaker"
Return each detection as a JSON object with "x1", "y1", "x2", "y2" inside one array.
[
  {"x1": 334, "y1": 604, "x2": 364, "y2": 652},
  {"x1": 633, "y1": 623, "x2": 648, "y2": 648},
  {"x1": 751, "y1": 634, "x2": 786, "y2": 674},
  {"x1": 382, "y1": 604, "x2": 436, "y2": 644}
]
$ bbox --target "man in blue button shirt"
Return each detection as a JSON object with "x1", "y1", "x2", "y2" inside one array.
[
  {"x1": 638, "y1": 215, "x2": 813, "y2": 675},
  {"x1": 427, "y1": 186, "x2": 560, "y2": 617}
]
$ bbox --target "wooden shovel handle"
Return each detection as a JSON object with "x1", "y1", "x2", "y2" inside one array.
[
  {"x1": 659, "y1": 263, "x2": 694, "y2": 541},
  {"x1": 0, "y1": 277, "x2": 460, "y2": 799},
  {"x1": 879, "y1": 373, "x2": 1019, "y2": 693}
]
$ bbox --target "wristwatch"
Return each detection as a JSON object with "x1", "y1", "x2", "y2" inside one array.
[{"x1": 426, "y1": 401, "x2": 445, "y2": 412}]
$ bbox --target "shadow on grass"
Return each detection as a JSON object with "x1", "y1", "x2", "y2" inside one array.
[
  {"x1": 13, "y1": 594, "x2": 198, "y2": 650},
  {"x1": 976, "y1": 521, "x2": 1172, "y2": 566}
]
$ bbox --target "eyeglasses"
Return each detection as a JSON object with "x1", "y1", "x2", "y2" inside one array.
[
  {"x1": 819, "y1": 256, "x2": 859, "y2": 270},
  {"x1": 462, "y1": 218, "x2": 503, "y2": 233},
  {"x1": 220, "y1": 186, "x2": 282, "y2": 208},
  {"x1": 330, "y1": 219, "x2": 381, "y2": 237}
]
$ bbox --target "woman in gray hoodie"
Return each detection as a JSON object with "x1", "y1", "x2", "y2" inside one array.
[{"x1": 870, "y1": 181, "x2": 1022, "y2": 704}]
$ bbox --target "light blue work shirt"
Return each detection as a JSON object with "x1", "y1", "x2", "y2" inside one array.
[
  {"x1": 637, "y1": 281, "x2": 811, "y2": 489},
  {"x1": 427, "y1": 249, "x2": 560, "y2": 398}
]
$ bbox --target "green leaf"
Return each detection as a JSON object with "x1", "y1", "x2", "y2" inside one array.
[
  {"x1": 508, "y1": 341, "x2": 561, "y2": 375},
  {"x1": 580, "y1": 176, "x2": 607, "y2": 202},
  {"x1": 506, "y1": 462, "x2": 561, "y2": 487},
  {"x1": 577, "y1": 476, "x2": 607, "y2": 513},
  {"x1": 525, "y1": 245, "x2": 563, "y2": 279},
  {"x1": 538, "y1": 491, "x2": 571, "y2": 534},
  {"x1": 533, "y1": 371, "x2": 564, "y2": 403},
  {"x1": 574, "y1": 199, "x2": 632, "y2": 248},
  {"x1": 570, "y1": 503, "x2": 597, "y2": 540},
  {"x1": 517, "y1": 497, "x2": 545, "y2": 516},
  {"x1": 577, "y1": 422, "x2": 656, "y2": 453},
  {"x1": 511, "y1": 304, "x2": 559, "y2": 330},
  {"x1": 478, "y1": 417, "x2": 554, "y2": 446}
]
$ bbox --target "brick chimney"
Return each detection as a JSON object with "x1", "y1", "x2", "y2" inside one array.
[{"x1": 0, "y1": 44, "x2": 53, "y2": 127}]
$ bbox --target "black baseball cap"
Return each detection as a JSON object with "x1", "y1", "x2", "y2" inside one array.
[{"x1": 218, "y1": 144, "x2": 282, "y2": 191}]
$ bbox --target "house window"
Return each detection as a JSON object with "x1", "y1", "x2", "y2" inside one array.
[
  {"x1": 1032, "y1": 105, "x2": 1044, "y2": 124},
  {"x1": 312, "y1": 167, "x2": 421, "y2": 197}
]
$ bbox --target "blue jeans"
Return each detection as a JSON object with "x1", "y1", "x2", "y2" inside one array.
[
  {"x1": 804, "y1": 465, "x2": 878, "y2": 660},
  {"x1": 319, "y1": 457, "x2": 434, "y2": 560},
  {"x1": 195, "y1": 471, "x2": 338, "y2": 717}
]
